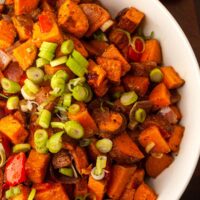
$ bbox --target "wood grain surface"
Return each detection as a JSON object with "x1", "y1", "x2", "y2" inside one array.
[{"x1": 161, "y1": 0, "x2": 200, "y2": 199}]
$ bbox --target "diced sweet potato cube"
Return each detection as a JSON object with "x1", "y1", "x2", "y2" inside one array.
[
  {"x1": 13, "y1": 40, "x2": 37, "y2": 70},
  {"x1": 10, "y1": 185, "x2": 30, "y2": 200},
  {"x1": 168, "y1": 125, "x2": 185, "y2": 152},
  {"x1": 12, "y1": 15, "x2": 33, "y2": 41},
  {"x1": 25, "y1": 150, "x2": 50, "y2": 183},
  {"x1": 118, "y1": 7, "x2": 145, "y2": 33},
  {"x1": 139, "y1": 126, "x2": 171, "y2": 153},
  {"x1": 13, "y1": 111, "x2": 26, "y2": 126},
  {"x1": 88, "y1": 175, "x2": 107, "y2": 200},
  {"x1": 96, "y1": 57, "x2": 122, "y2": 82},
  {"x1": 74, "y1": 178, "x2": 88, "y2": 197},
  {"x1": 102, "y1": 44, "x2": 131, "y2": 76},
  {"x1": 14, "y1": 0, "x2": 39, "y2": 15},
  {"x1": 68, "y1": 102, "x2": 97, "y2": 137},
  {"x1": 0, "y1": 20, "x2": 16, "y2": 49},
  {"x1": 170, "y1": 106, "x2": 182, "y2": 121},
  {"x1": 0, "y1": 115, "x2": 28, "y2": 144},
  {"x1": 134, "y1": 183, "x2": 157, "y2": 200},
  {"x1": 107, "y1": 165, "x2": 136, "y2": 199},
  {"x1": 58, "y1": 0, "x2": 89, "y2": 38},
  {"x1": 33, "y1": 11, "x2": 63, "y2": 47},
  {"x1": 132, "y1": 169, "x2": 145, "y2": 188},
  {"x1": 80, "y1": 3, "x2": 110, "y2": 37},
  {"x1": 145, "y1": 154, "x2": 173, "y2": 178},
  {"x1": 141, "y1": 39, "x2": 162, "y2": 64},
  {"x1": 149, "y1": 83, "x2": 171, "y2": 108},
  {"x1": 161, "y1": 66, "x2": 185, "y2": 89},
  {"x1": 35, "y1": 183, "x2": 69, "y2": 200},
  {"x1": 5, "y1": 0, "x2": 14, "y2": 4},
  {"x1": 123, "y1": 76, "x2": 150, "y2": 97}
]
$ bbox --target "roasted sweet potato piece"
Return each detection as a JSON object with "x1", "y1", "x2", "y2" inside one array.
[
  {"x1": 94, "y1": 79, "x2": 108, "y2": 97},
  {"x1": 145, "y1": 154, "x2": 174, "y2": 178},
  {"x1": 75, "y1": 178, "x2": 88, "y2": 197},
  {"x1": 25, "y1": 150, "x2": 50, "y2": 183},
  {"x1": 0, "y1": 20, "x2": 16, "y2": 50},
  {"x1": 102, "y1": 44, "x2": 131, "y2": 76},
  {"x1": 35, "y1": 183, "x2": 69, "y2": 200},
  {"x1": 118, "y1": 7, "x2": 145, "y2": 33},
  {"x1": 132, "y1": 169, "x2": 145, "y2": 188},
  {"x1": 123, "y1": 76, "x2": 150, "y2": 97},
  {"x1": 68, "y1": 102, "x2": 98, "y2": 137},
  {"x1": 93, "y1": 108, "x2": 125, "y2": 136},
  {"x1": 3, "y1": 62, "x2": 23, "y2": 83},
  {"x1": 168, "y1": 125, "x2": 185, "y2": 152},
  {"x1": 161, "y1": 66, "x2": 185, "y2": 89},
  {"x1": 107, "y1": 165, "x2": 136, "y2": 199},
  {"x1": 87, "y1": 139, "x2": 101, "y2": 161},
  {"x1": 80, "y1": 3, "x2": 110, "y2": 37},
  {"x1": 141, "y1": 39, "x2": 162, "y2": 64},
  {"x1": 13, "y1": 111, "x2": 26, "y2": 126},
  {"x1": 82, "y1": 40, "x2": 109, "y2": 57},
  {"x1": 33, "y1": 11, "x2": 63, "y2": 47},
  {"x1": 149, "y1": 83, "x2": 171, "y2": 108},
  {"x1": 5, "y1": 0, "x2": 14, "y2": 4},
  {"x1": 139, "y1": 126, "x2": 171, "y2": 153},
  {"x1": 64, "y1": 34, "x2": 88, "y2": 57},
  {"x1": 110, "y1": 132, "x2": 144, "y2": 164},
  {"x1": 12, "y1": 15, "x2": 33, "y2": 41},
  {"x1": 71, "y1": 146, "x2": 89, "y2": 174},
  {"x1": 134, "y1": 183, "x2": 157, "y2": 200},
  {"x1": 0, "y1": 115, "x2": 28, "y2": 144},
  {"x1": 88, "y1": 175, "x2": 107, "y2": 200},
  {"x1": 96, "y1": 57, "x2": 122, "y2": 82},
  {"x1": 170, "y1": 105, "x2": 182, "y2": 121},
  {"x1": 0, "y1": 50, "x2": 11, "y2": 70},
  {"x1": 13, "y1": 39, "x2": 37, "y2": 71},
  {"x1": 10, "y1": 185, "x2": 30, "y2": 200},
  {"x1": 58, "y1": 0, "x2": 89, "y2": 38},
  {"x1": 14, "y1": 0, "x2": 40, "y2": 15}
]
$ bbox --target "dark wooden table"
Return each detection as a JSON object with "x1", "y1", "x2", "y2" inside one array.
[{"x1": 162, "y1": 0, "x2": 200, "y2": 199}]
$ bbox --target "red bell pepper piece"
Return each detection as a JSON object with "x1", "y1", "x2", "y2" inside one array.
[
  {"x1": 5, "y1": 152, "x2": 27, "y2": 186},
  {"x1": 19, "y1": 73, "x2": 27, "y2": 86},
  {"x1": 127, "y1": 45, "x2": 141, "y2": 62},
  {"x1": 38, "y1": 13, "x2": 53, "y2": 33}
]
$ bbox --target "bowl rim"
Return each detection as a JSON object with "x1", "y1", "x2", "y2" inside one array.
[{"x1": 151, "y1": 0, "x2": 200, "y2": 198}]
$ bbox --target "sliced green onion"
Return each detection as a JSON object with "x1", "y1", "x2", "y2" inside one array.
[
  {"x1": 64, "y1": 120, "x2": 84, "y2": 139},
  {"x1": 1, "y1": 78, "x2": 21, "y2": 94},
  {"x1": 34, "y1": 129, "x2": 48, "y2": 147},
  {"x1": 47, "y1": 131, "x2": 64, "y2": 153},
  {"x1": 24, "y1": 79, "x2": 40, "y2": 94},
  {"x1": 51, "y1": 77, "x2": 65, "y2": 89},
  {"x1": 59, "y1": 167, "x2": 73, "y2": 177},
  {"x1": 91, "y1": 167, "x2": 105, "y2": 181},
  {"x1": 50, "y1": 86, "x2": 65, "y2": 97},
  {"x1": 72, "y1": 85, "x2": 89, "y2": 102},
  {"x1": 51, "y1": 122, "x2": 65, "y2": 129},
  {"x1": 6, "y1": 186, "x2": 21, "y2": 199},
  {"x1": 38, "y1": 109, "x2": 51, "y2": 129},
  {"x1": 79, "y1": 138, "x2": 91, "y2": 147},
  {"x1": 120, "y1": 91, "x2": 138, "y2": 106},
  {"x1": 84, "y1": 84, "x2": 93, "y2": 103},
  {"x1": 93, "y1": 30, "x2": 108, "y2": 42},
  {"x1": 112, "y1": 91, "x2": 122, "y2": 99},
  {"x1": 0, "y1": 93, "x2": 8, "y2": 99},
  {"x1": 63, "y1": 93, "x2": 72, "y2": 107},
  {"x1": 40, "y1": 42, "x2": 58, "y2": 53},
  {"x1": 50, "y1": 56, "x2": 68, "y2": 67},
  {"x1": 61, "y1": 40, "x2": 74, "y2": 55},
  {"x1": 28, "y1": 188, "x2": 36, "y2": 200},
  {"x1": 7, "y1": 96, "x2": 19, "y2": 110},
  {"x1": 150, "y1": 68, "x2": 163, "y2": 83},
  {"x1": 13, "y1": 143, "x2": 31, "y2": 153},
  {"x1": 135, "y1": 108, "x2": 146, "y2": 123},
  {"x1": 115, "y1": 29, "x2": 131, "y2": 44},
  {"x1": 131, "y1": 36, "x2": 145, "y2": 53},
  {"x1": 96, "y1": 138, "x2": 113, "y2": 153},
  {"x1": 95, "y1": 155, "x2": 107, "y2": 176},
  {"x1": 53, "y1": 70, "x2": 68, "y2": 81},
  {"x1": 66, "y1": 56, "x2": 87, "y2": 77},
  {"x1": 100, "y1": 19, "x2": 114, "y2": 32},
  {"x1": 0, "y1": 143, "x2": 6, "y2": 167},
  {"x1": 38, "y1": 51, "x2": 54, "y2": 61},
  {"x1": 26, "y1": 67, "x2": 44, "y2": 84},
  {"x1": 36, "y1": 58, "x2": 49, "y2": 68},
  {"x1": 72, "y1": 50, "x2": 89, "y2": 69},
  {"x1": 67, "y1": 77, "x2": 86, "y2": 92},
  {"x1": 68, "y1": 104, "x2": 80, "y2": 115},
  {"x1": 21, "y1": 85, "x2": 36, "y2": 100}
]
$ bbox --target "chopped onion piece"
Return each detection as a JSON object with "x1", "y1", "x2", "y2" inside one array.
[{"x1": 100, "y1": 19, "x2": 114, "y2": 32}]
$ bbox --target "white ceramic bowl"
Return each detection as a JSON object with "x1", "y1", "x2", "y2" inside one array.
[{"x1": 99, "y1": 0, "x2": 200, "y2": 199}]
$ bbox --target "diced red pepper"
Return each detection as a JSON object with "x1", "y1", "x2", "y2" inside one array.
[
  {"x1": 38, "y1": 14, "x2": 53, "y2": 33},
  {"x1": 127, "y1": 45, "x2": 141, "y2": 62},
  {"x1": 19, "y1": 73, "x2": 27, "y2": 86},
  {"x1": 5, "y1": 152, "x2": 27, "y2": 186},
  {"x1": 0, "y1": 134, "x2": 11, "y2": 157},
  {"x1": 135, "y1": 38, "x2": 144, "y2": 52}
]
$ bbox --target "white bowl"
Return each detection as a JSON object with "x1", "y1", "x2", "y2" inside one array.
[{"x1": 99, "y1": 0, "x2": 200, "y2": 199}]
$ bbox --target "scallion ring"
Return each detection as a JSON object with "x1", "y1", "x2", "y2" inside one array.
[
  {"x1": 1, "y1": 78, "x2": 21, "y2": 94},
  {"x1": 0, "y1": 143, "x2": 6, "y2": 167},
  {"x1": 120, "y1": 91, "x2": 138, "y2": 106},
  {"x1": 96, "y1": 138, "x2": 113, "y2": 153},
  {"x1": 7, "y1": 96, "x2": 19, "y2": 110}
]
